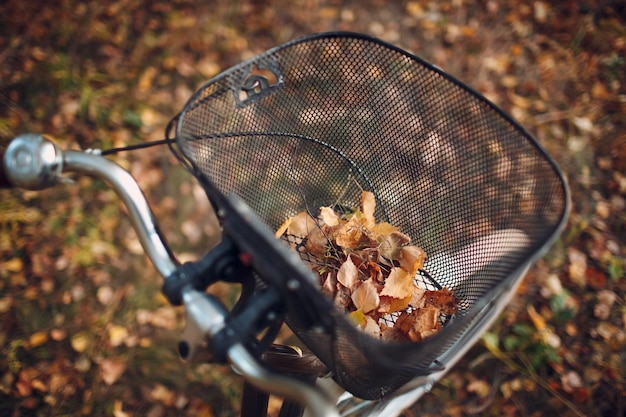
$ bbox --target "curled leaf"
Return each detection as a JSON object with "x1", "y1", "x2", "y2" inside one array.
[
  {"x1": 305, "y1": 227, "x2": 328, "y2": 256},
  {"x1": 361, "y1": 191, "x2": 376, "y2": 227},
  {"x1": 378, "y1": 231, "x2": 412, "y2": 260},
  {"x1": 275, "y1": 217, "x2": 292, "y2": 238},
  {"x1": 398, "y1": 245, "x2": 426, "y2": 276},
  {"x1": 287, "y1": 211, "x2": 318, "y2": 237},
  {"x1": 319, "y1": 206, "x2": 340, "y2": 227}
]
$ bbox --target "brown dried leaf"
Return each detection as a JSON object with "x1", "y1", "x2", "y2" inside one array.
[
  {"x1": 287, "y1": 211, "x2": 318, "y2": 238},
  {"x1": 425, "y1": 288, "x2": 458, "y2": 315},
  {"x1": 99, "y1": 358, "x2": 127, "y2": 385},
  {"x1": 410, "y1": 286, "x2": 427, "y2": 309},
  {"x1": 380, "y1": 267, "x2": 414, "y2": 299},
  {"x1": 378, "y1": 231, "x2": 411, "y2": 260},
  {"x1": 367, "y1": 261, "x2": 384, "y2": 283},
  {"x1": 361, "y1": 191, "x2": 376, "y2": 227},
  {"x1": 113, "y1": 400, "x2": 131, "y2": 417},
  {"x1": 337, "y1": 256, "x2": 359, "y2": 289},
  {"x1": 370, "y1": 221, "x2": 398, "y2": 236},
  {"x1": 305, "y1": 227, "x2": 328, "y2": 257},
  {"x1": 321, "y1": 272, "x2": 337, "y2": 297},
  {"x1": 467, "y1": 379, "x2": 491, "y2": 398},
  {"x1": 319, "y1": 206, "x2": 340, "y2": 227},
  {"x1": 351, "y1": 279, "x2": 380, "y2": 313},
  {"x1": 395, "y1": 307, "x2": 442, "y2": 342},
  {"x1": 334, "y1": 285, "x2": 352, "y2": 310},
  {"x1": 274, "y1": 217, "x2": 292, "y2": 238},
  {"x1": 335, "y1": 216, "x2": 365, "y2": 249},
  {"x1": 398, "y1": 245, "x2": 426, "y2": 276},
  {"x1": 378, "y1": 294, "x2": 412, "y2": 314},
  {"x1": 381, "y1": 325, "x2": 410, "y2": 343},
  {"x1": 361, "y1": 315, "x2": 381, "y2": 338}
]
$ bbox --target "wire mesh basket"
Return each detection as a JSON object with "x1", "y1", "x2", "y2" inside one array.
[{"x1": 171, "y1": 32, "x2": 569, "y2": 400}]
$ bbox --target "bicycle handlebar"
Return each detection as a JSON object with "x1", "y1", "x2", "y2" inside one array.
[
  {"x1": 2, "y1": 133, "x2": 340, "y2": 417},
  {"x1": 2, "y1": 134, "x2": 179, "y2": 278}
]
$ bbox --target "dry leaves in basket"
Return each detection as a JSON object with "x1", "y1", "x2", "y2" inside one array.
[{"x1": 276, "y1": 191, "x2": 458, "y2": 342}]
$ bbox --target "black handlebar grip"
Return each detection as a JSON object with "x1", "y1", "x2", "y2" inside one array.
[{"x1": 0, "y1": 144, "x2": 10, "y2": 188}]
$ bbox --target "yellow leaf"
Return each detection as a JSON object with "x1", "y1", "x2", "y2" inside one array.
[
  {"x1": 349, "y1": 309, "x2": 367, "y2": 326},
  {"x1": 527, "y1": 305, "x2": 546, "y2": 332},
  {"x1": 351, "y1": 279, "x2": 380, "y2": 314},
  {"x1": 70, "y1": 332, "x2": 90, "y2": 353},
  {"x1": 380, "y1": 267, "x2": 414, "y2": 299},
  {"x1": 4, "y1": 257, "x2": 24, "y2": 272},
  {"x1": 113, "y1": 400, "x2": 131, "y2": 417},
  {"x1": 337, "y1": 256, "x2": 358, "y2": 289},
  {"x1": 361, "y1": 191, "x2": 376, "y2": 227},
  {"x1": 108, "y1": 325, "x2": 129, "y2": 347},
  {"x1": 28, "y1": 332, "x2": 49, "y2": 348},
  {"x1": 319, "y1": 206, "x2": 339, "y2": 227}
]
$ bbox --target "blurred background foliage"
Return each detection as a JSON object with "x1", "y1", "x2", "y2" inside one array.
[{"x1": 1, "y1": 0, "x2": 624, "y2": 416}]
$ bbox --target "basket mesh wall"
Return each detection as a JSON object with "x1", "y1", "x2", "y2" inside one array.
[{"x1": 174, "y1": 33, "x2": 568, "y2": 399}]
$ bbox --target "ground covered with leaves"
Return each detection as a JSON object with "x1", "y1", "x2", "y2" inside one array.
[{"x1": 1, "y1": 1, "x2": 624, "y2": 416}]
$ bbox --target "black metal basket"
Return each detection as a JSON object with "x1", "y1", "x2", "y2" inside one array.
[{"x1": 171, "y1": 33, "x2": 569, "y2": 400}]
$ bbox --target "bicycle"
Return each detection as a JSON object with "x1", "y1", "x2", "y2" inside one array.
[{"x1": 1, "y1": 33, "x2": 569, "y2": 417}]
